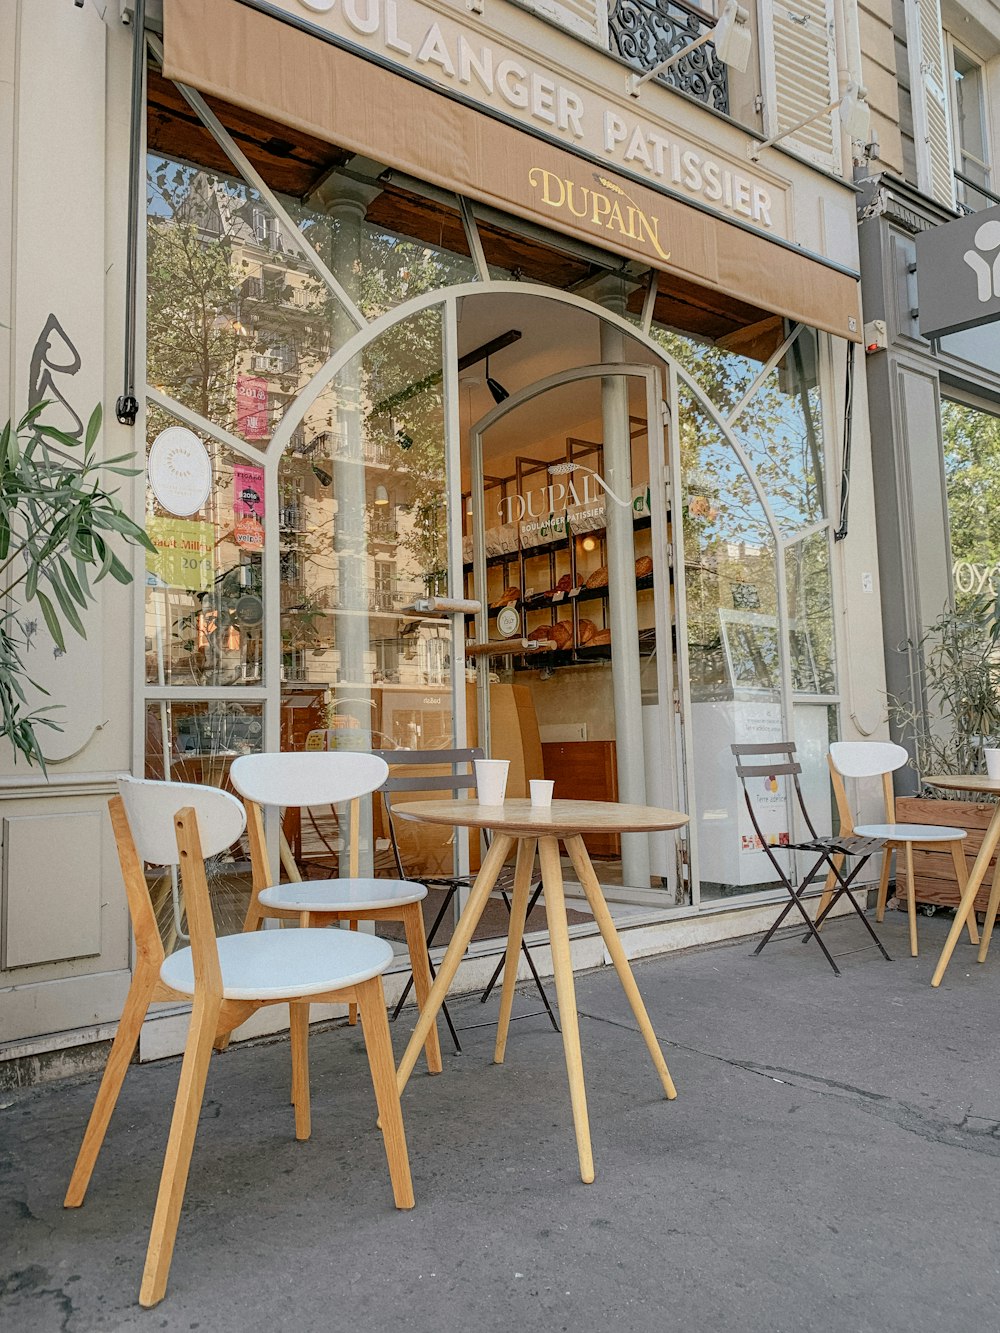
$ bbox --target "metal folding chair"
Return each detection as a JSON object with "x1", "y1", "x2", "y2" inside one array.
[
  {"x1": 374, "y1": 747, "x2": 559, "y2": 1051},
  {"x1": 731, "y1": 741, "x2": 892, "y2": 975}
]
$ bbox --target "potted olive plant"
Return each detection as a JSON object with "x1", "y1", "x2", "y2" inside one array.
[
  {"x1": 0, "y1": 401, "x2": 155, "y2": 767},
  {"x1": 888, "y1": 596, "x2": 1000, "y2": 910}
]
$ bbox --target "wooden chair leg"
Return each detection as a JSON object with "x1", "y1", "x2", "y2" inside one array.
[
  {"x1": 875, "y1": 846, "x2": 893, "y2": 923},
  {"x1": 814, "y1": 853, "x2": 842, "y2": 930},
  {"x1": 538, "y1": 835, "x2": 594, "y2": 1185},
  {"x1": 904, "y1": 843, "x2": 918, "y2": 957},
  {"x1": 356, "y1": 976, "x2": 414, "y2": 1210},
  {"x1": 290, "y1": 1002, "x2": 311, "y2": 1142},
  {"x1": 348, "y1": 921, "x2": 359, "y2": 1026},
  {"x1": 64, "y1": 963, "x2": 158, "y2": 1208},
  {"x1": 494, "y1": 838, "x2": 537, "y2": 1066},
  {"x1": 396, "y1": 833, "x2": 515, "y2": 1097},
  {"x1": 139, "y1": 994, "x2": 221, "y2": 1309},
  {"x1": 565, "y1": 835, "x2": 677, "y2": 1100},
  {"x1": 948, "y1": 841, "x2": 979, "y2": 945},
  {"x1": 401, "y1": 902, "x2": 442, "y2": 1076}
]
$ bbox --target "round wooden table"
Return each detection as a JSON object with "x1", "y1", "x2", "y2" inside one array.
[
  {"x1": 926, "y1": 774, "x2": 1000, "y2": 986},
  {"x1": 392, "y1": 798, "x2": 689, "y2": 1183}
]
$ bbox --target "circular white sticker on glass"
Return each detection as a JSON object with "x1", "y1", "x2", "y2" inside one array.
[
  {"x1": 497, "y1": 605, "x2": 520, "y2": 638},
  {"x1": 148, "y1": 427, "x2": 213, "y2": 516}
]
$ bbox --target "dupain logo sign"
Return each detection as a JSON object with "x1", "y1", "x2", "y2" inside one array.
[{"x1": 527, "y1": 168, "x2": 671, "y2": 262}]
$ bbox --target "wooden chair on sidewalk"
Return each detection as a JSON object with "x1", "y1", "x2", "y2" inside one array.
[
  {"x1": 821, "y1": 741, "x2": 976, "y2": 957},
  {"x1": 64, "y1": 777, "x2": 413, "y2": 1309},
  {"x1": 228, "y1": 751, "x2": 442, "y2": 1074}
]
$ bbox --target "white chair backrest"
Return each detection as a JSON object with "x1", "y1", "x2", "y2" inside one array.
[
  {"x1": 829, "y1": 741, "x2": 908, "y2": 779},
  {"x1": 229, "y1": 751, "x2": 390, "y2": 809},
  {"x1": 118, "y1": 777, "x2": 246, "y2": 866}
]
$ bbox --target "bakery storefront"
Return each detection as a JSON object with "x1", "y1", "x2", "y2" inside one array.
[{"x1": 137, "y1": 0, "x2": 880, "y2": 998}]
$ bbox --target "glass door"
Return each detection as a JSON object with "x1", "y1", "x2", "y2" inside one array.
[{"x1": 467, "y1": 364, "x2": 681, "y2": 900}]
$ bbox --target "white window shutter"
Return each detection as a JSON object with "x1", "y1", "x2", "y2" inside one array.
[
  {"x1": 519, "y1": 0, "x2": 609, "y2": 46},
  {"x1": 905, "y1": 0, "x2": 955, "y2": 208},
  {"x1": 759, "y1": 0, "x2": 841, "y2": 172}
]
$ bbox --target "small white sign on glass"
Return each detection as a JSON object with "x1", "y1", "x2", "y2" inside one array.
[{"x1": 148, "y1": 427, "x2": 213, "y2": 517}]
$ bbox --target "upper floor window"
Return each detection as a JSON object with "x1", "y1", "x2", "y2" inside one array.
[{"x1": 948, "y1": 40, "x2": 995, "y2": 212}]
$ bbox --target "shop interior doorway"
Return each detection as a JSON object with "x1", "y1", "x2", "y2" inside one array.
[{"x1": 458, "y1": 291, "x2": 683, "y2": 904}]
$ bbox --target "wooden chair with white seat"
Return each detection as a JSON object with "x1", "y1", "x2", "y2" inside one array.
[
  {"x1": 64, "y1": 777, "x2": 413, "y2": 1309},
  {"x1": 820, "y1": 741, "x2": 977, "y2": 957},
  {"x1": 229, "y1": 751, "x2": 442, "y2": 1075}
]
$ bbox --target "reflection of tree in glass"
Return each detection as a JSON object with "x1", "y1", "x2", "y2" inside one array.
[
  {"x1": 943, "y1": 399, "x2": 1000, "y2": 598},
  {"x1": 361, "y1": 305, "x2": 449, "y2": 596},
  {"x1": 652, "y1": 325, "x2": 826, "y2": 537},
  {"x1": 146, "y1": 157, "x2": 333, "y2": 439},
  {"x1": 648, "y1": 326, "x2": 828, "y2": 694}
]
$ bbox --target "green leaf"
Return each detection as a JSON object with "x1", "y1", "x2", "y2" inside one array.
[
  {"x1": 107, "y1": 552, "x2": 132, "y2": 584},
  {"x1": 35, "y1": 590, "x2": 65, "y2": 653},
  {"x1": 57, "y1": 555, "x2": 87, "y2": 608},
  {"x1": 47, "y1": 573, "x2": 86, "y2": 638},
  {"x1": 35, "y1": 424, "x2": 82, "y2": 449},
  {"x1": 84, "y1": 403, "x2": 102, "y2": 451}
]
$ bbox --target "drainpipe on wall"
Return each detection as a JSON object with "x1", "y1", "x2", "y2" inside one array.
[{"x1": 116, "y1": 0, "x2": 145, "y2": 426}]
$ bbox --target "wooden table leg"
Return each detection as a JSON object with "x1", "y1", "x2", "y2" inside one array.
[
  {"x1": 566, "y1": 835, "x2": 677, "y2": 1100},
  {"x1": 494, "y1": 837, "x2": 537, "y2": 1066},
  {"x1": 395, "y1": 833, "x2": 515, "y2": 1096},
  {"x1": 976, "y1": 847, "x2": 1000, "y2": 963},
  {"x1": 932, "y1": 806, "x2": 1000, "y2": 986},
  {"x1": 538, "y1": 836, "x2": 594, "y2": 1185}
]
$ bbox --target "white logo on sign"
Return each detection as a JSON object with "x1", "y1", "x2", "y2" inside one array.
[
  {"x1": 148, "y1": 427, "x2": 213, "y2": 517},
  {"x1": 962, "y1": 220, "x2": 1000, "y2": 302}
]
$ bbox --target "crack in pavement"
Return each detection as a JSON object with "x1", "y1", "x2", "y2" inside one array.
[
  {"x1": 0, "y1": 1266, "x2": 78, "y2": 1333},
  {"x1": 576, "y1": 1007, "x2": 1000, "y2": 1158}
]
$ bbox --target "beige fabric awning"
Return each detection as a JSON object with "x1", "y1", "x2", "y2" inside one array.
[{"x1": 162, "y1": 0, "x2": 862, "y2": 342}]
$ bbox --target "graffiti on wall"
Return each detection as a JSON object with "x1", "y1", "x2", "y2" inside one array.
[{"x1": 28, "y1": 313, "x2": 85, "y2": 441}]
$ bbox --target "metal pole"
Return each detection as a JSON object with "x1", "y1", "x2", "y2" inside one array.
[{"x1": 115, "y1": 0, "x2": 145, "y2": 426}]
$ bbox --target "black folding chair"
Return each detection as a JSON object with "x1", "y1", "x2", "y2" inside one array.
[
  {"x1": 374, "y1": 747, "x2": 559, "y2": 1051},
  {"x1": 731, "y1": 741, "x2": 892, "y2": 975}
]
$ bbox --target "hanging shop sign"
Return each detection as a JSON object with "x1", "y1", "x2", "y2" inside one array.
[
  {"x1": 147, "y1": 426, "x2": 213, "y2": 516},
  {"x1": 163, "y1": 0, "x2": 863, "y2": 341},
  {"x1": 233, "y1": 463, "x2": 266, "y2": 549},
  {"x1": 916, "y1": 204, "x2": 1000, "y2": 340},
  {"x1": 146, "y1": 517, "x2": 214, "y2": 590},
  {"x1": 236, "y1": 374, "x2": 269, "y2": 439}
]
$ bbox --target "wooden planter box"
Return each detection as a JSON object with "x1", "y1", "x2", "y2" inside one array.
[{"x1": 895, "y1": 797, "x2": 997, "y2": 913}]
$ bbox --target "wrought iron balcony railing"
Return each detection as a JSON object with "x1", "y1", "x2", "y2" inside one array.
[{"x1": 608, "y1": 0, "x2": 730, "y2": 115}]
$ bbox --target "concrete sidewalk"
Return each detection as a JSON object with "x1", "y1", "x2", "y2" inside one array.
[{"x1": 3, "y1": 913, "x2": 1000, "y2": 1332}]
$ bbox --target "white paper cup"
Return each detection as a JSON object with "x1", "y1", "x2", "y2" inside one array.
[
  {"x1": 529, "y1": 779, "x2": 554, "y2": 808},
  {"x1": 986, "y1": 747, "x2": 1000, "y2": 780},
  {"x1": 474, "y1": 758, "x2": 509, "y2": 805}
]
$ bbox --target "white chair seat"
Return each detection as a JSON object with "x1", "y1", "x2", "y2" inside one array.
[
  {"x1": 160, "y1": 927, "x2": 394, "y2": 1001},
  {"x1": 855, "y1": 822, "x2": 966, "y2": 843},
  {"x1": 258, "y1": 877, "x2": 427, "y2": 913}
]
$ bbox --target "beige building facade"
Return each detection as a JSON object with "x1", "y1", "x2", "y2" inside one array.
[{"x1": 2, "y1": 0, "x2": 894, "y2": 1075}]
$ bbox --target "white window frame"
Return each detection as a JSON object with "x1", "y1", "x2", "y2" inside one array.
[{"x1": 945, "y1": 33, "x2": 994, "y2": 210}]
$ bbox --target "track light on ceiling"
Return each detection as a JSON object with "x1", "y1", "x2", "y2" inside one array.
[{"x1": 485, "y1": 355, "x2": 509, "y2": 404}]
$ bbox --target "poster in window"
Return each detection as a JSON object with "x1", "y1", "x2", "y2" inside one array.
[
  {"x1": 145, "y1": 517, "x2": 214, "y2": 591},
  {"x1": 233, "y1": 463, "x2": 265, "y2": 550},
  {"x1": 236, "y1": 375, "x2": 269, "y2": 440}
]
